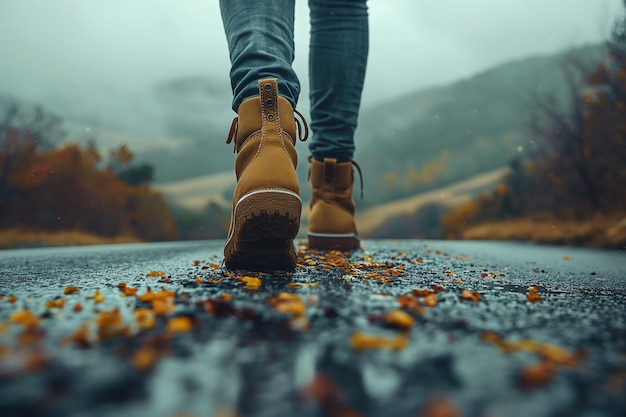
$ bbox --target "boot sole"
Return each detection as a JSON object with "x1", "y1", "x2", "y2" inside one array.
[
  {"x1": 224, "y1": 190, "x2": 301, "y2": 271},
  {"x1": 307, "y1": 233, "x2": 360, "y2": 250}
]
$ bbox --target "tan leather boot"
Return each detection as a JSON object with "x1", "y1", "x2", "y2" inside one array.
[
  {"x1": 308, "y1": 157, "x2": 362, "y2": 250},
  {"x1": 224, "y1": 78, "x2": 308, "y2": 271}
]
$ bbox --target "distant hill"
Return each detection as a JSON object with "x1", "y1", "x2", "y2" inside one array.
[
  {"x1": 0, "y1": 44, "x2": 606, "y2": 202},
  {"x1": 354, "y1": 44, "x2": 605, "y2": 207}
]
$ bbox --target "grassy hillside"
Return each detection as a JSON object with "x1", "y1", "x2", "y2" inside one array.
[{"x1": 355, "y1": 44, "x2": 604, "y2": 207}]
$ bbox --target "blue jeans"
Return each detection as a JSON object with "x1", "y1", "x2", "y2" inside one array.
[{"x1": 220, "y1": 0, "x2": 369, "y2": 162}]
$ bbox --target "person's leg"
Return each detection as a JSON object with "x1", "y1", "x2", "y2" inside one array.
[
  {"x1": 308, "y1": 0, "x2": 369, "y2": 162},
  {"x1": 220, "y1": 1, "x2": 309, "y2": 270},
  {"x1": 307, "y1": 0, "x2": 369, "y2": 250},
  {"x1": 220, "y1": 0, "x2": 300, "y2": 110}
]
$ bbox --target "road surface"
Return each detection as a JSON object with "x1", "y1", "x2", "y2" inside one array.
[{"x1": 0, "y1": 240, "x2": 624, "y2": 417}]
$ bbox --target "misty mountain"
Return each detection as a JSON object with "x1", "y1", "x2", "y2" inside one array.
[
  {"x1": 354, "y1": 44, "x2": 604, "y2": 206},
  {"x1": 1, "y1": 43, "x2": 605, "y2": 193},
  {"x1": 132, "y1": 77, "x2": 236, "y2": 181}
]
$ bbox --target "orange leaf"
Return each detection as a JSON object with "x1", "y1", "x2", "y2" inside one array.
[
  {"x1": 527, "y1": 286, "x2": 542, "y2": 304},
  {"x1": 519, "y1": 360, "x2": 556, "y2": 390},
  {"x1": 350, "y1": 332, "x2": 408, "y2": 351},
  {"x1": 241, "y1": 276, "x2": 262, "y2": 290},
  {"x1": 166, "y1": 316, "x2": 193, "y2": 334},
  {"x1": 130, "y1": 345, "x2": 159, "y2": 371},
  {"x1": 384, "y1": 310, "x2": 414, "y2": 329},
  {"x1": 9, "y1": 309, "x2": 40, "y2": 327},
  {"x1": 66, "y1": 323, "x2": 92, "y2": 347},
  {"x1": 397, "y1": 294, "x2": 420, "y2": 310},
  {"x1": 417, "y1": 395, "x2": 462, "y2": 417},
  {"x1": 460, "y1": 289, "x2": 481, "y2": 302},
  {"x1": 287, "y1": 282, "x2": 319, "y2": 287},
  {"x1": 152, "y1": 299, "x2": 175, "y2": 316},
  {"x1": 46, "y1": 298, "x2": 66, "y2": 309},
  {"x1": 134, "y1": 308, "x2": 157, "y2": 330},
  {"x1": 268, "y1": 292, "x2": 306, "y2": 317},
  {"x1": 431, "y1": 284, "x2": 445, "y2": 293},
  {"x1": 412, "y1": 289, "x2": 435, "y2": 297},
  {"x1": 17, "y1": 327, "x2": 46, "y2": 347},
  {"x1": 24, "y1": 350, "x2": 50, "y2": 372},
  {"x1": 63, "y1": 286, "x2": 80, "y2": 295},
  {"x1": 92, "y1": 289, "x2": 104, "y2": 304},
  {"x1": 96, "y1": 308, "x2": 129, "y2": 341},
  {"x1": 423, "y1": 293, "x2": 439, "y2": 307},
  {"x1": 146, "y1": 271, "x2": 166, "y2": 277}
]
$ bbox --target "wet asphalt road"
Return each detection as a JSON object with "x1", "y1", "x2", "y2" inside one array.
[{"x1": 0, "y1": 240, "x2": 624, "y2": 417}]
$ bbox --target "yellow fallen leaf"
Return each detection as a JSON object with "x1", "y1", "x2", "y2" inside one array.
[
  {"x1": 423, "y1": 293, "x2": 439, "y2": 307},
  {"x1": 350, "y1": 332, "x2": 408, "y2": 351},
  {"x1": 287, "y1": 282, "x2": 319, "y2": 287},
  {"x1": 9, "y1": 309, "x2": 40, "y2": 327},
  {"x1": 241, "y1": 276, "x2": 262, "y2": 290},
  {"x1": 166, "y1": 316, "x2": 193, "y2": 334},
  {"x1": 412, "y1": 289, "x2": 435, "y2": 297},
  {"x1": 66, "y1": 323, "x2": 92, "y2": 347},
  {"x1": 152, "y1": 299, "x2": 175, "y2": 316},
  {"x1": 134, "y1": 308, "x2": 157, "y2": 330},
  {"x1": 46, "y1": 298, "x2": 66, "y2": 309},
  {"x1": 397, "y1": 294, "x2": 420, "y2": 310},
  {"x1": 139, "y1": 288, "x2": 175, "y2": 303},
  {"x1": 384, "y1": 310, "x2": 414, "y2": 329},
  {"x1": 63, "y1": 286, "x2": 80, "y2": 295},
  {"x1": 96, "y1": 309, "x2": 130, "y2": 341},
  {"x1": 460, "y1": 289, "x2": 481, "y2": 302},
  {"x1": 130, "y1": 345, "x2": 159, "y2": 371},
  {"x1": 269, "y1": 292, "x2": 306, "y2": 316},
  {"x1": 92, "y1": 289, "x2": 104, "y2": 304},
  {"x1": 527, "y1": 286, "x2": 542, "y2": 304},
  {"x1": 146, "y1": 270, "x2": 166, "y2": 277}
]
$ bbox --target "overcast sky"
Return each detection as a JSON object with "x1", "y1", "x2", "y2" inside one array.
[{"x1": 0, "y1": 0, "x2": 623, "y2": 109}]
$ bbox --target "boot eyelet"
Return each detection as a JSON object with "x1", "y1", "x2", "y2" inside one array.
[
  {"x1": 267, "y1": 113, "x2": 275, "y2": 121},
  {"x1": 266, "y1": 99, "x2": 273, "y2": 107},
  {"x1": 264, "y1": 84, "x2": 272, "y2": 91}
]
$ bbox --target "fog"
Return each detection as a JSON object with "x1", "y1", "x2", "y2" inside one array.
[{"x1": 0, "y1": 0, "x2": 622, "y2": 147}]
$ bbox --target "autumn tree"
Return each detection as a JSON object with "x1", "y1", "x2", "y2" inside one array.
[
  {"x1": 0, "y1": 103, "x2": 178, "y2": 242},
  {"x1": 0, "y1": 102, "x2": 64, "y2": 217}
]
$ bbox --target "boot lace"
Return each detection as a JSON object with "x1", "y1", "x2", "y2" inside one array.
[{"x1": 225, "y1": 109, "x2": 309, "y2": 152}]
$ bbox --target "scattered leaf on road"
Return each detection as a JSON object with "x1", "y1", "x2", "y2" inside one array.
[
  {"x1": 519, "y1": 360, "x2": 556, "y2": 390},
  {"x1": 527, "y1": 286, "x2": 542, "y2": 304},
  {"x1": 460, "y1": 289, "x2": 481, "y2": 302},
  {"x1": 63, "y1": 286, "x2": 80, "y2": 295},
  {"x1": 91, "y1": 289, "x2": 104, "y2": 304},
  {"x1": 45, "y1": 299, "x2": 66, "y2": 309},
  {"x1": 384, "y1": 310, "x2": 414, "y2": 329},
  {"x1": 9, "y1": 309, "x2": 40, "y2": 327},
  {"x1": 240, "y1": 276, "x2": 262, "y2": 290},
  {"x1": 350, "y1": 332, "x2": 408, "y2": 351},
  {"x1": 166, "y1": 316, "x2": 193, "y2": 334}
]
